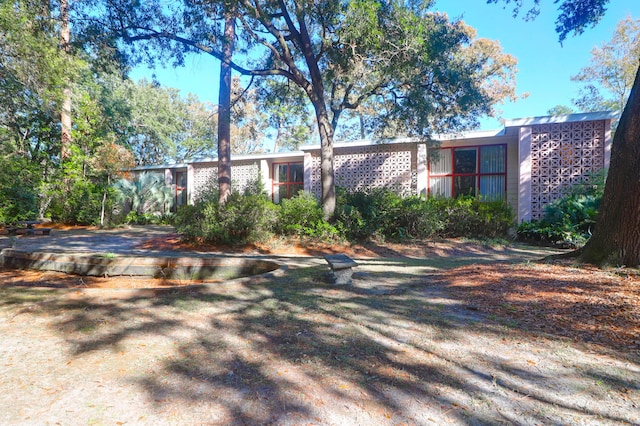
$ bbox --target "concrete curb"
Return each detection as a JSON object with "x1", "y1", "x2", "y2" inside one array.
[{"x1": 0, "y1": 248, "x2": 282, "y2": 282}]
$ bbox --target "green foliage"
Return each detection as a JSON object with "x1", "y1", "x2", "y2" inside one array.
[
  {"x1": 113, "y1": 172, "x2": 174, "y2": 218},
  {"x1": 0, "y1": 155, "x2": 40, "y2": 225},
  {"x1": 570, "y1": 17, "x2": 639, "y2": 117},
  {"x1": 276, "y1": 192, "x2": 340, "y2": 240},
  {"x1": 392, "y1": 196, "x2": 446, "y2": 240},
  {"x1": 517, "y1": 170, "x2": 606, "y2": 246},
  {"x1": 334, "y1": 189, "x2": 513, "y2": 241},
  {"x1": 433, "y1": 196, "x2": 515, "y2": 239},
  {"x1": 124, "y1": 211, "x2": 172, "y2": 225},
  {"x1": 334, "y1": 188, "x2": 404, "y2": 240},
  {"x1": 257, "y1": 78, "x2": 313, "y2": 152},
  {"x1": 48, "y1": 179, "x2": 103, "y2": 225},
  {"x1": 175, "y1": 192, "x2": 277, "y2": 246}
]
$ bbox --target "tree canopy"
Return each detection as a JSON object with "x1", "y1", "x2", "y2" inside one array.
[
  {"x1": 0, "y1": 0, "x2": 217, "y2": 225},
  {"x1": 572, "y1": 16, "x2": 639, "y2": 114},
  {"x1": 492, "y1": 0, "x2": 640, "y2": 267},
  {"x1": 77, "y1": 0, "x2": 519, "y2": 216}
]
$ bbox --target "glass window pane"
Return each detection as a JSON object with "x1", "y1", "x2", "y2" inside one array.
[
  {"x1": 480, "y1": 175, "x2": 505, "y2": 201},
  {"x1": 290, "y1": 163, "x2": 304, "y2": 182},
  {"x1": 480, "y1": 145, "x2": 506, "y2": 173},
  {"x1": 429, "y1": 177, "x2": 452, "y2": 197},
  {"x1": 289, "y1": 184, "x2": 304, "y2": 198},
  {"x1": 276, "y1": 165, "x2": 288, "y2": 183},
  {"x1": 454, "y1": 148, "x2": 477, "y2": 174},
  {"x1": 429, "y1": 149, "x2": 452, "y2": 175},
  {"x1": 454, "y1": 175, "x2": 476, "y2": 197}
]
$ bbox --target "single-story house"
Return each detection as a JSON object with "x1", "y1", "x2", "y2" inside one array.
[{"x1": 132, "y1": 111, "x2": 615, "y2": 223}]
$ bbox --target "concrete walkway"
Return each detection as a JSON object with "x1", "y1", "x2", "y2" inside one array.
[{"x1": 0, "y1": 225, "x2": 324, "y2": 269}]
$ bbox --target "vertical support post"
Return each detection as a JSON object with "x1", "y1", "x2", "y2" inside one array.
[
  {"x1": 187, "y1": 164, "x2": 194, "y2": 205},
  {"x1": 518, "y1": 126, "x2": 532, "y2": 223},
  {"x1": 416, "y1": 143, "x2": 428, "y2": 197},
  {"x1": 303, "y1": 152, "x2": 313, "y2": 195},
  {"x1": 260, "y1": 159, "x2": 270, "y2": 197},
  {"x1": 603, "y1": 119, "x2": 612, "y2": 170}
]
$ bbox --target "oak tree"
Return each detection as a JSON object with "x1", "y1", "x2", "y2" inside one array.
[{"x1": 78, "y1": 0, "x2": 518, "y2": 217}]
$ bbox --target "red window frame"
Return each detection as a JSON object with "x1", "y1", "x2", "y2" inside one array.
[
  {"x1": 428, "y1": 144, "x2": 507, "y2": 200},
  {"x1": 272, "y1": 162, "x2": 304, "y2": 203}
]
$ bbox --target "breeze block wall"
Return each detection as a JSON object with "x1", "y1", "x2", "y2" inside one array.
[
  {"x1": 529, "y1": 120, "x2": 607, "y2": 219},
  {"x1": 191, "y1": 160, "x2": 261, "y2": 201},
  {"x1": 308, "y1": 142, "x2": 418, "y2": 198}
]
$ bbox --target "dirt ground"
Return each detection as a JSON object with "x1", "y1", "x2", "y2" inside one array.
[{"x1": 0, "y1": 231, "x2": 639, "y2": 425}]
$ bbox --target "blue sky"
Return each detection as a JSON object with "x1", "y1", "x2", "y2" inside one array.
[{"x1": 130, "y1": 1, "x2": 640, "y2": 132}]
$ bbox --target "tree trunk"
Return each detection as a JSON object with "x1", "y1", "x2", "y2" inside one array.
[
  {"x1": 60, "y1": 0, "x2": 72, "y2": 161},
  {"x1": 314, "y1": 99, "x2": 336, "y2": 219},
  {"x1": 293, "y1": 9, "x2": 336, "y2": 219},
  {"x1": 579, "y1": 64, "x2": 640, "y2": 267},
  {"x1": 217, "y1": 13, "x2": 235, "y2": 205}
]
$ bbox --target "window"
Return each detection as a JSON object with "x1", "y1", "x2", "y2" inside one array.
[
  {"x1": 273, "y1": 162, "x2": 304, "y2": 203},
  {"x1": 174, "y1": 171, "x2": 187, "y2": 210},
  {"x1": 428, "y1": 145, "x2": 506, "y2": 200}
]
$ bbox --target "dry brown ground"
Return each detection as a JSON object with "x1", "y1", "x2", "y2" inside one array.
[{"x1": 1, "y1": 235, "x2": 639, "y2": 424}]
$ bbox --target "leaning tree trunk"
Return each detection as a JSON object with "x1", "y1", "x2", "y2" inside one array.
[
  {"x1": 217, "y1": 13, "x2": 235, "y2": 205},
  {"x1": 579, "y1": 65, "x2": 640, "y2": 267}
]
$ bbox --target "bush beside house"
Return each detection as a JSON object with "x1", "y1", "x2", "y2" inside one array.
[{"x1": 173, "y1": 186, "x2": 516, "y2": 246}]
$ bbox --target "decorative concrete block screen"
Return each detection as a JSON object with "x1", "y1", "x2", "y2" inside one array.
[
  {"x1": 310, "y1": 144, "x2": 417, "y2": 197},
  {"x1": 530, "y1": 120, "x2": 605, "y2": 219},
  {"x1": 192, "y1": 161, "x2": 260, "y2": 200},
  {"x1": 192, "y1": 162, "x2": 216, "y2": 200}
]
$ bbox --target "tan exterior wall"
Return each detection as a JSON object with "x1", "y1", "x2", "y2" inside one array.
[
  {"x1": 190, "y1": 155, "x2": 305, "y2": 202},
  {"x1": 132, "y1": 114, "x2": 612, "y2": 228}
]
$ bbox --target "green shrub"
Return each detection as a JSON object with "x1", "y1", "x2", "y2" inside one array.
[
  {"x1": 435, "y1": 196, "x2": 514, "y2": 239},
  {"x1": 334, "y1": 187, "x2": 403, "y2": 240},
  {"x1": 175, "y1": 192, "x2": 277, "y2": 245},
  {"x1": 334, "y1": 189, "x2": 513, "y2": 241},
  {"x1": 391, "y1": 196, "x2": 445, "y2": 239},
  {"x1": 517, "y1": 170, "x2": 606, "y2": 246},
  {"x1": 113, "y1": 172, "x2": 174, "y2": 217},
  {"x1": 276, "y1": 191, "x2": 339, "y2": 240},
  {"x1": 0, "y1": 156, "x2": 40, "y2": 225},
  {"x1": 517, "y1": 194, "x2": 600, "y2": 246},
  {"x1": 123, "y1": 211, "x2": 173, "y2": 225},
  {"x1": 48, "y1": 179, "x2": 104, "y2": 225}
]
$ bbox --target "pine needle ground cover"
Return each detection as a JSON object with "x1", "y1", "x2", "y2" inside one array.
[{"x1": 0, "y1": 240, "x2": 638, "y2": 425}]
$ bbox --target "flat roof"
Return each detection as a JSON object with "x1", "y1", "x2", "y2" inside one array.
[
  {"x1": 130, "y1": 111, "x2": 616, "y2": 168},
  {"x1": 504, "y1": 111, "x2": 618, "y2": 127},
  {"x1": 131, "y1": 163, "x2": 188, "y2": 171},
  {"x1": 301, "y1": 129, "x2": 507, "y2": 150},
  {"x1": 192, "y1": 151, "x2": 303, "y2": 163}
]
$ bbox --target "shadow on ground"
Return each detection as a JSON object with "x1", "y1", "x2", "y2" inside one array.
[{"x1": 1, "y1": 256, "x2": 638, "y2": 424}]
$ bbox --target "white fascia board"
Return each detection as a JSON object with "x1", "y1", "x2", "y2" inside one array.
[
  {"x1": 300, "y1": 131, "x2": 505, "y2": 150},
  {"x1": 131, "y1": 163, "x2": 188, "y2": 171},
  {"x1": 504, "y1": 111, "x2": 618, "y2": 128},
  {"x1": 187, "y1": 151, "x2": 305, "y2": 165}
]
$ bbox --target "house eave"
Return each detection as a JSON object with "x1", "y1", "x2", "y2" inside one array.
[{"x1": 504, "y1": 111, "x2": 618, "y2": 128}]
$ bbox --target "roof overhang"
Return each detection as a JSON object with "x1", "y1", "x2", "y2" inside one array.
[{"x1": 503, "y1": 111, "x2": 618, "y2": 128}]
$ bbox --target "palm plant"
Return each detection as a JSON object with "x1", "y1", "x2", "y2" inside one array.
[{"x1": 113, "y1": 172, "x2": 174, "y2": 217}]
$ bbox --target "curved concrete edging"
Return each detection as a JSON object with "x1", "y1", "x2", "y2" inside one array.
[{"x1": 0, "y1": 248, "x2": 284, "y2": 287}]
